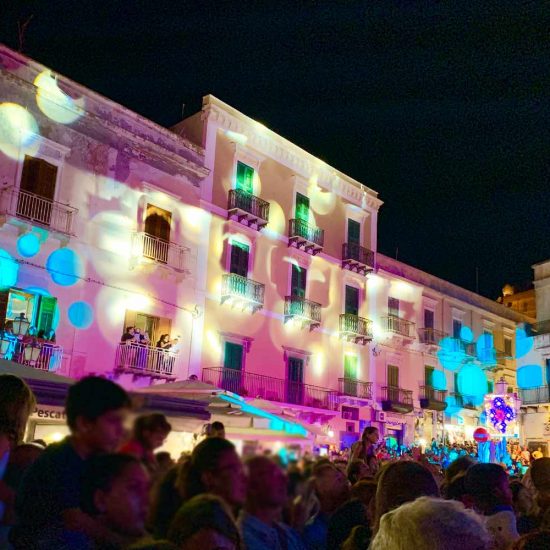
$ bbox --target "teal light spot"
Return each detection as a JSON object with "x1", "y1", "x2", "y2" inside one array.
[
  {"x1": 437, "y1": 336, "x2": 464, "y2": 371},
  {"x1": 17, "y1": 233, "x2": 40, "y2": 257},
  {"x1": 46, "y1": 248, "x2": 81, "y2": 286},
  {"x1": 516, "y1": 327, "x2": 533, "y2": 359},
  {"x1": 517, "y1": 365, "x2": 543, "y2": 389},
  {"x1": 460, "y1": 326, "x2": 474, "y2": 343},
  {"x1": 0, "y1": 249, "x2": 18, "y2": 289},
  {"x1": 432, "y1": 370, "x2": 447, "y2": 390},
  {"x1": 457, "y1": 364, "x2": 487, "y2": 404},
  {"x1": 68, "y1": 301, "x2": 94, "y2": 329}
]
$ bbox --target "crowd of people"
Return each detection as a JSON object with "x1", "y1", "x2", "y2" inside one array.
[{"x1": 1, "y1": 373, "x2": 550, "y2": 549}]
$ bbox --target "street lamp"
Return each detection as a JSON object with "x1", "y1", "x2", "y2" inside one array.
[{"x1": 12, "y1": 314, "x2": 30, "y2": 337}]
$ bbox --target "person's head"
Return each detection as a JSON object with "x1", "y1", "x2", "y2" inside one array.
[
  {"x1": 312, "y1": 463, "x2": 350, "y2": 514},
  {"x1": 4, "y1": 320, "x2": 14, "y2": 332},
  {"x1": 126, "y1": 326, "x2": 134, "y2": 335},
  {"x1": 156, "y1": 451, "x2": 175, "y2": 471},
  {"x1": 133, "y1": 413, "x2": 171, "y2": 450},
  {"x1": 159, "y1": 334, "x2": 170, "y2": 344},
  {"x1": 374, "y1": 461, "x2": 439, "y2": 532},
  {"x1": 444, "y1": 471, "x2": 469, "y2": 502},
  {"x1": 81, "y1": 454, "x2": 150, "y2": 538},
  {"x1": 445, "y1": 455, "x2": 476, "y2": 482},
  {"x1": 209, "y1": 421, "x2": 225, "y2": 439},
  {"x1": 66, "y1": 376, "x2": 131, "y2": 453},
  {"x1": 464, "y1": 463, "x2": 512, "y2": 514},
  {"x1": 246, "y1": 456, "x2": 287, "y2": 511},
  {"x1": 167, "y1": 494, "x2": 240, "y2": 550},
  {"x1": 178, "y1": 437, "x2": 246, "y2": 508},
  {"x1": 348, "y1": 459, "x2": 370, "y2": 484},
  {"x1": 371, "y1": 496, "x2": 490, "y2": 550},
  {"x1": 362, "y1": 427, "x2": 379, "y2": 445},
  {"x1": 0, "y1": 374, "x2": 36, "y2": 449},
  {"x1": 510, "y1": 480, "x2": 534, "y2": 516}
]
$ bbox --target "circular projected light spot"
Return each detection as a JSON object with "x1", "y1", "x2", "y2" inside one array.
[
  {"x1": 445, "y1": 395, "x2": 461, "y2": 416},
  {"x1": 17, "y1": 233, "x2": 40, "y2": 257},
  {"x1": 460, "y1": 325, "x2": 474, "y2": 343},
  {"x1": 68, "y1": 301, "x2": 94, "y2": 329},
  {"x1": 517, "y1": 365, "x2": 543, "y2": 389},
  {"x1": 432, "y1": 370, "x2": 447, "y2": 391},
  {"x1": 457, "y1": 364, "x2": 487, "y2": 405},
  {"x1": 516, "y1": 327, "x2": 533, "y2": 359},
  {"x1": 0, "y1": 102, "x2": 40, "y2": 159},
  {"x1": 437, "y1": 337, "x2": 464, "y2": 371},
  {"x1": 46, "y1": 248, "x2": 81, "y2": 286},
  {"x1": 0, "y1": 248, "x2": 18, "y2": 289}
]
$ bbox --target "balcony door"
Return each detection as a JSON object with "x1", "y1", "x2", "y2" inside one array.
[
  {"x1": 230, "y1": 242, "x2": 249, "y2": 278},
  {"x1": 344, "y1": 354, "x2": 358, "y2": 396},
  {"x1": 387, "y1": 364, "x2": 399, "y2": 402},
  {"x1": 295, "y1": 193, "x2": 309, "y2": 223},
  {"x1": 144, "y1": 204, "x2": 171, "y2": 263},
  {"x1": 236, "y1": 161, "x2": 254, "y2": 194},
  {"x1": 347, "y1": 219, "x2": 360, "y2": 260},
  {"x1": 222, "y1": 342, "x2": 244, "y2": 393},
  {"x1": 345, "y1": 285, "x2": 359, "y2": 316},
  {"x1": 388, "y1": 297, "x2": 399, "y2": 317},
  {"x1": 287, "y1": 357, "x2": 304, "y2": 405},
  {"x1": 452, "y1": 319, "x2": 462, "y2": 339},
  {"x1": 18, "y1": 155, "x2": 57, "y2": 225},
  {"x1": 424, "y1": 366, "x2": 434, "y2": 399}
]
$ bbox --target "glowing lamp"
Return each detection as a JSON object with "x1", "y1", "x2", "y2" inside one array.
[
  {"x1": 12, "y1": 314, "x2": 30, "y2": 336},
  {"x1": 473, "y1": 427, "x2": 489, "y2": 443}
]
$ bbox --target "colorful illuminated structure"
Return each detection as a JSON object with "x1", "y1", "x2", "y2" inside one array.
[{"x1": 0, "y1": 45, "x2": 532, "y2": 449}]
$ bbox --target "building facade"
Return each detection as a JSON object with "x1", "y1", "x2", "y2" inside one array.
[{"x1": 177, "y1": 96, "x2": 528, "y2": 450}]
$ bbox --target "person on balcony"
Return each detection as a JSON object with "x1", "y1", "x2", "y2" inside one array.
[
  {"x1": 121, "y1": 326, "x2": 135, "y2": 343},
  {"x1": 156, "y1": 334, "x2": 172, "y2": 350}
]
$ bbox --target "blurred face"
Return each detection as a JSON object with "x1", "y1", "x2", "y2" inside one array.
[
  {"x1": 202, "y1": 450, "x2": 247, "y2": 508},
  {"x1": 181, "y1": 529, "x2": 236, "y2": 550},
  {"x1": 95, "y1": 462, "x2": 150, "y2": 537},
  {"x1": 80, "y1": 409, "x2": 128, "y2": 453},
  {"x1": 144, "y1": 428, "x2": 169, "y2": 450},
  {"x1": 365, "y1": 429, "x2": 379, "y2": 445},
  {"x1": 249, "y1": 460, "x2": 288, "y2": 508},
  {"x1": 317, "y1": 467, "x2": 350, "y2": 509}
]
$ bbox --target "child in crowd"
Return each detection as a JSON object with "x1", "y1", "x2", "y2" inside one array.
[{"x1": 11, "y1": 376, "x2": 131, "y2": 549}]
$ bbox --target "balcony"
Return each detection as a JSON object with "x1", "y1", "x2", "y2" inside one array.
[
  {"x1": 417, "y1": 328, "x2": 447, "y2": 348},
  {"x1": 519, "y1": 386, "x2": 550, "y2": 405},
  {"x1": 284, "y1": 296, "x2": 322, "y2": 330},
  {"x1": 114, "y1": 343, "x2": 178, "y2": 380},
  {"x1": 339, "y1": 313, "x2": 373, "y2": 345},
  {"x1": 221, "y1": 273, "x2": 265, "y2": 313},
  {"x1": 341, "y1": 243, "x2": 374, "y2": 276},
  {"x1": 448, "y1": 392, "x2": 478, "y2": 410},
  {"x1": 381, "y1": 314, "x2": 415, "y2": 342},
  {"x1": 419, "y1": 385, "x2": 448, "y2": 411},
  {"x1": 1, "y1": 340, "x2": 64, "y2": 372},
  {"x1": 131, "y1": 232, "x2": 190, "y2": 274},
  {"x1": 288, "y1": 219, "x2": 324, "y2": 255},
  {"x1": 338, "y1": 377, "x2": 373, "y2": 400},
  {"x1": 202, "y1": 367, "x2": 338, "y2": 411},
  {"x1": 0, "y1": 186, "x2": 77, "y2": 236},
  {"x1": 227, "y1": 189, "x2": 270, "y2": 230},
  {"x1": 381, "y1": 386, "x2": 414, "y2": 414}
]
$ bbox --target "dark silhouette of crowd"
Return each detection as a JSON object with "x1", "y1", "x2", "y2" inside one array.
[{"x1": 1, "y1": 374, "x2": 550, "y2": 549}]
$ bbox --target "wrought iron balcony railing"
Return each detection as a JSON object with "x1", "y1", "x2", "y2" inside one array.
[
  {"x1": 449, "y1": 392, "x2": 478, "y2": 410},
  {"x1": 227, "y1": 189, "x2": 270, "y2": 229},
  {"x1": 381, "y1": 385, "x2": 414, "y2": 413},
  {"x1": 284, "y1": 296, "x2": 322, "y2": 330},
  {"x1": 341, "y1": 243, "x2": 375, "y2": 275},
  {"x1": 115, "y1": 342, "x2": 178, "y2": 379},
  {"x1": 0, "y1": 186, "x2": 77, "y2": 235},
  {"x1": 339, "y1": 313, "x2": 373, "y2": 344},
  {"x1": 338, "y1": 377, "x2": 373, "y2": 399},
  {"x1": 417, "y1": 328, "x2": 447, "y2": 346},
  {"x1": 131, "y1": 232, "x2": 190, "y2": 273},
  {"x1": 8, "y1": 341, "x2": 64, "y2": 372},
  {"x1": 519, "y1": 386, "x2": 550, "y2": 405},
  {"x1": 288, "y1": 218, "x2": 324, "y2": 254},
  {"x1": 202, "y1": 367, "x2": 339, "y2": 410},
  {"x1": 419, "y1": 385, "x2": 448, "y2": 411},
  {"x1": 381, "y1": 314, "x2": 415, "y2": 339},
  {"x1": 221, "y1": 273, "x2": 265, "y2": 312}
]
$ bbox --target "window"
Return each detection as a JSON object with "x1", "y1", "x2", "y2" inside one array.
[
  {"x1": 424, "y1": 309, "x2": 434, "y2": 329},
  {"x1": 345, "y1": 285, "x2": 359, "y2": 316},
  {"x1": 236, "y1": 161, "x2": 254, "y2": 194},
  {"x1": 224, "y1": 342, "x2": 244, "y2": 371},
  {"x1": 387, "y1": 364, "x2": 399, "y2": 387},
  {"x1": 452, "y1": 319, "x2": 462, "y2": 339},
  {"x1": 229, "y1": 241, "x2": 249, "y2": 278},
  {"x1": 0, "y1": 289, "x2": 58, "y2": 335},
  {"x1": 504, "y1": 337, "x2": 512, "y2": 357},
  {"x1": 347, "y1": 219, "x2": 360, "y2": 244},
  {"x1": 295, "y1": 193, "x2": 310, "y2": 222},
  {"x1": 36, "y1": 296, "x2": 57, "y2": 334},
  {"x1": 454, "y1": 372, "x2": 459, "y2": 393},
  {"x1": 424, "y1": 366, "x2": 434, "y2": 386},
  {"x1": 287, "y1": 357, "x2": 305, "y2": 404},
  {"x1": 341, "y1": 406, "x2": 359, "y2": 420},
  {"x1": 388, "y1": 297, "x2": 399, "y2": 317},
  {"x1": 144, "y1": 204, "x2": 171, "y2": 242},
  {"x1": 488, "y1": 381, "x2": 494, "y2": 393},
  {"x1": 344, "y1": 354, "x2": 358, "y2": 380},
  {"x1": 124, "y1": 310, "x2": 171, "y2": 345},
  {"x1": 291, "y1": 264, "x2": 307, "y2": 298}
]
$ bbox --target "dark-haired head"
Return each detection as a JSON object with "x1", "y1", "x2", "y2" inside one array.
[
  {"x1": 0, "y1": 374, "x2": 36, "y2": 448},
  {"x1": 133, "y1": 413, "x2": 172, "y2": 450},
  {"x1": 66, "y1": 376, "x2": 130, "y2": 453},
  {"x1": 464, "y1": 463, "x2": 512, "y2": 514},
  {"x1": 81, "y1": 453, "x2": 150, "y2": 538},
  {"x1": 167, "y1": 494, "x2": 240, "y2": 550},
  {"x1": 177, "y1": 437, "x2": 245, "y2": 509},
  {"x1": 445, "y1": 455, "x2": 476, "y2": 482}
]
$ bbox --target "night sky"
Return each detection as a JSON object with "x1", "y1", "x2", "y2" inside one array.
[{"x1": 3, "y1": 1, "x2": 549, "y2": 299}]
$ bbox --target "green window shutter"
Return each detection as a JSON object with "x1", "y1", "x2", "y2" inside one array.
[
  {"x1": 291, "y1": 265, "x2": 307, "y2": 298},
  {"x1": 454, "y1": 372, "x2": 459, "y2": 393},
  {"x1": 37, "y1": 296, "x2": 57, "y2": 333},
  {"x1": 236, "y1": 162, "x2": 254, "y2": 194},
  {"x1": 344, "y1": 355, "x2": 358, "y2": 380},
  {"x1": 387, "y1": 365, "x2": 399, "y2": 387},
  {"x1": 488, "y1": 381, "x2": 494, "y2": 393},
  {"x1": 424, "y1": 366, "x2": 434, "y2": 386},
  {"x1": 230, "y1": 242, "x2": 249, "y2": 277},
  {"x1": 295, "y1": 193, "x2": 310, "y2": 222},
  {"x1": 347, "y1": 219, "x2": 360, "y2": 244},
  {"x1": 345, "y1": 285, "x2": 359, "y2": 315},
  {"x1": 0, "y1": 291, "x2": 8, "y2": 330},
  {"x1": 224, "y1": 342, "x2": 243, "y2": 371}
]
